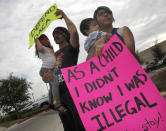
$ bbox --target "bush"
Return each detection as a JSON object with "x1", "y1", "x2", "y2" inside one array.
[
  {"x1": 0, "y1": 115, "x2": 12, "y2": 123},
  {"x1": 20, "y1": 107, "x2": 48, "y2": 119},
  {"x1": 0, "y1": 107, "x2": 48, "y2": 123},
  {"x1": 9, "y1": 113, "x2": 18, "y2": 120}
]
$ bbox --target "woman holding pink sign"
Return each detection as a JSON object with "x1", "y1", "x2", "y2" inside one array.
[{"x1": 87, "y1": 6, "x2": 135, "y2": 60}]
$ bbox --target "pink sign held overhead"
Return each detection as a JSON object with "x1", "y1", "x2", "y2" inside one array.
[{"x1": 61, "y1": 34, "x2": 166, "y2": 131}]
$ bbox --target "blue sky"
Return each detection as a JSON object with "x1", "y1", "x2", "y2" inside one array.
[{"x1": 0, "y1": 0, "x2": 166, "y2": 99}]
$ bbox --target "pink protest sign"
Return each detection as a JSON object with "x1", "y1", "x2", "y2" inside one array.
[{"x1": 61, "y1": 34, "x2": 166, "y2": 131}]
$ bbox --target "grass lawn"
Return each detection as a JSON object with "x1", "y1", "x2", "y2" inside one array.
[{"x1": 0, "y1": 119, "x2": 22, "y2": 128}]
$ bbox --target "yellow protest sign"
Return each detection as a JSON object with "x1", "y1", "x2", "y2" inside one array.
[{"x1": 28, "y1": 3, "x2": 62, "y2": 49}]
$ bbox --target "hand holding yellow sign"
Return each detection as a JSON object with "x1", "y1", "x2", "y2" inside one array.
[{"x1": 28, "y1": 3, "x2": 62, "y2": 49}]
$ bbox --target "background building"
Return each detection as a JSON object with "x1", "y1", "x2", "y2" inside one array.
[{"x1": 139, "y1": 40, "x2": 166, "y2": 64}]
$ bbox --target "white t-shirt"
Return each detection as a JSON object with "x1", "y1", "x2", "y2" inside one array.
[
  {"x1": 84, "y1": 28, "x2": 123, "y2": 53},
  {"x1": 84, "y1": 30, "x2": 106, "y2": 53},
  {"x1": 38, "y1": 46, "x2": 56, "y2": 69}
]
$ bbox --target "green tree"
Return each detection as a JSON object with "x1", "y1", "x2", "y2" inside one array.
[
  {"x1": 134, "y1": 51, "x2": 144, "y2": 64},
  {"x1": 0, "y1": 73, "x2": 32, "y2": 118},
  {"x1": 152, "y1": 41, "x2": 165, "y2": 60}
]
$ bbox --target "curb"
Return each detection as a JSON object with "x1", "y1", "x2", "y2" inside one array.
[
  {"x1": 7, "y1": 123, "x2": 18, "y2": 130},
  {"x1": 19, "y1": 109, "x2": 52, "y2": 124}
]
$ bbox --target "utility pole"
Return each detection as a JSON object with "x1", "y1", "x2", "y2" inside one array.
[
  {"x1": 32, "y1": 93, "x2": 35, "y2": 102},
  {"x1": 46, "y1": 84, "x2": 49, "y2": 91}
]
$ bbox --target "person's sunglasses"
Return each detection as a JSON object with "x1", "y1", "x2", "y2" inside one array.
[
  {"x1": 97, "y1": 10, "x2": 112, "y2": 17},
  {"x1": 53, "y1": 30, "x2": 64, "y2": 37}
]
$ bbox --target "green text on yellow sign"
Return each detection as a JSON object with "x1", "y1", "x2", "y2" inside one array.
[{"x1": 29, "y1": 3, "x2": 62, "y2": 49}]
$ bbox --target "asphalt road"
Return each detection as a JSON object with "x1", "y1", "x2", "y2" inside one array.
[{"x1": 8, "y1": 110, "x2": 63, "y2": 131}]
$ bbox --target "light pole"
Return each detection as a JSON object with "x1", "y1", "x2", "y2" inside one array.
[
  {"x1": 46, "y1": 84, "x2": 49, "y2": 91},
  {"x1": 32, "y1": 93, "x2": 35, "y2": 102},
  {"x1": 0, "y1": 81, "x2": 3, "y2": 119},
  {"x1": 0, "y1": 81, "x2": 2, "y2": 87}
]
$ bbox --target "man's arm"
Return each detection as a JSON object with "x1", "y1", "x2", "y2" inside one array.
[{"x1": 56, "y1": 9, "x2": 79, "y2": 48}]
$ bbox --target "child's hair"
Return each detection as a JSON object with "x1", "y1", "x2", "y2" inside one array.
[
  {"x1": 80, "y1": 18, "x2": 96, "y2": 36},
  {"x1": 35, "y1": 34, "x2": 53, "y2": 58}
]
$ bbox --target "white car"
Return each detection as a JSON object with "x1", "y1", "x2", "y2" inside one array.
[
  {"x1": 32, "y1": 96, "x2": 49, "y2": 109},
  {"x1": 19, "y1": 102, "x2": 34, "y2": 112}
]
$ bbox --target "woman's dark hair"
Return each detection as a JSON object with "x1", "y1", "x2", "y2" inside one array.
[
  {"x1": 52, "y1": 27, "x2": 70, "y2": 43},
  {"x1": 35, "y1": 34, "x2": 53, "y2": 58},
  {"x1": 80, "y1": 18, "x2": 95, "y2": 36}
]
